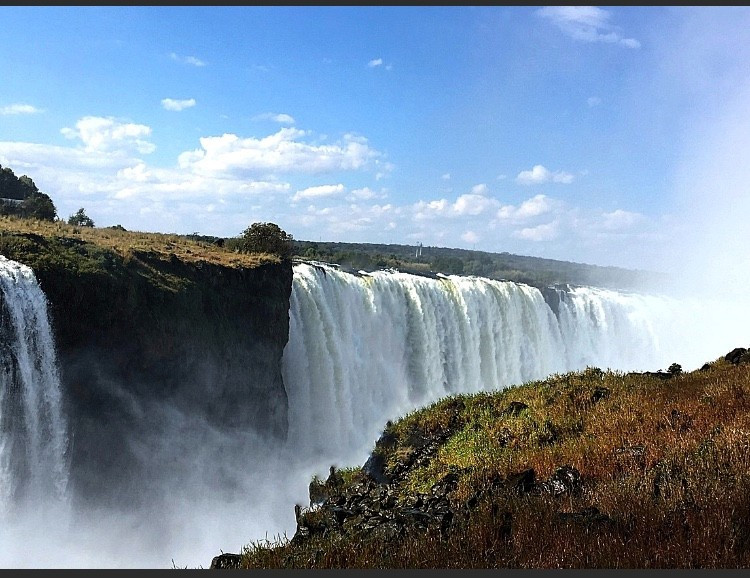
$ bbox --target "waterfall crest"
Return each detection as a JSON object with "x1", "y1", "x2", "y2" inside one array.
[
  {"x1": 0, "y1": 255, "x2": 68, "y2": 513},
  {"x1": 282, "y1": 263, "x2": 682, "y2": 467}
]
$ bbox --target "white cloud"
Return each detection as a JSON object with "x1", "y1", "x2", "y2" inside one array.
[
  {"x1": 169, "y1": 52, "x2": 207, "y2": 66},
  {"x1": 461, "y1": 230, "x2": 479, "y2": 244},
  {"x1": 414, "y1": 185, "x2": 500, "y2": 220},
  {"x1": 516, "y1": 164, "x2": 574, "y2": 185},
  {"x1": 0, "y1": 103, "x2": 43, "y2": 115},
  {"x1": 368, "y1": 58, "x2": 392, "y2": 70},
  {"x1": 536, "y1": 6, "x2": 641, "y2": 49},
  {"x1": 513, "y1": 221, "x2": 559, "y2": 242},
  {"x1": 442, "y1": 173, "x2": 451, "y2": 180},
  {"x1": 347, "y1": 187, "x2": 386, "y2": 201},
  {"x1": 600, "y1": 208, "x2": 645, "y2": 230},
  {"x1": 252, "y1": 112, "x2": 296, "y2": 125},
  {"x1": 453, "y1": 193, "x2": 496, "y2": 216},
  {"x1": 161, "y1": 98, "x2": 196, "y2": 111},
  {"x1": 497, "y1": 194, "x2": 554, "y2": 220},
  {"x1": 292, "y1": 183, "x2": 345, "y2": 202},
  {"x1": 178, "y1": 128, "x2": 383, "y2": 179},
  {"x1": 60, "y1": 116, "x2": 156, "y2": 155},
  {"x1": 587, "y1": 96, "x2": 602, "y2": 107}
]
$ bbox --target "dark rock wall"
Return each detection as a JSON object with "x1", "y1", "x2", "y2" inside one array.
[{"x1": 0, "y1": 234, "x2": 293, "y2": 507}]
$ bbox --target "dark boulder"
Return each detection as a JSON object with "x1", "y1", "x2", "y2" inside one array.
[
  {"x1": 210, "y1": 553, "x2": 243, "y2": 569},
  {"x1": 362, "y1": 451, "x2": 389, "y2": 484},
  {"x1": 726, "y1": 347, "x2": 750, "y2": 365},
  {"x1": 538, "y1": 465, "x2": 582, "y2": 496}
]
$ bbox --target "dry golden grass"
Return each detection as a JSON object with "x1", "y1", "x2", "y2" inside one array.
[
  {"x1": 241, "y1": 358, "x2": 750, "y2": 568},
  {"x1": 0, "y1": 216, "x2": 279, "y2": 268}
]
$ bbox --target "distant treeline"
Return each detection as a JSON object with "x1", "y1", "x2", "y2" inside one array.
[{"x1": 291, "y1": 240, "x2": 664, "y2": 291}]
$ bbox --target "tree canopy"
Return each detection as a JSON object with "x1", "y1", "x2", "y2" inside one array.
[
  {"x1": 0, "y1": 164, "x2": 57, "y2": 221},
  {"x1": 68, "y1": 208, "x2": 95, "y2": 227},
  {"x1": 232, "y1": 222, "x2": 294, "y2": 258}
]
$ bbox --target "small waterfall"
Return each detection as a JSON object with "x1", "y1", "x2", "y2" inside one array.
[
  {"x1": 0, "y1": 255, "x2": 68, "y2": 512},
  {"x1": 281, "y1": 263, "x2": 684, "y2": 469}
]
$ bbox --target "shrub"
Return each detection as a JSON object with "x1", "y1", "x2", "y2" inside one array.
[
  {"x1": 235, "y1": 222, "x2": 293, "y2": 258},
  {"x1": 68, "y1": 208, "x2": 95, "y2": 227}
]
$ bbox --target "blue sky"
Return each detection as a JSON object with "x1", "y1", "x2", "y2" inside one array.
[{"x1": 2, "y1": 6, "x2": 750, "y2": 274}]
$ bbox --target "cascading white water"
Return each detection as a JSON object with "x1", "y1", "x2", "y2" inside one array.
[
  {"x1": 281, "y1": 263, "x2": 690, "y2": 470},
  {"x1": 0, "y1": 255, "x2": 68, "y2": 513},
  {"x1": 0, "y1": 257, "x2": 743, "y2": 569}
]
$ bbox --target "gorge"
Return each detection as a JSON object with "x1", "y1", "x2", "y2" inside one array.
[{"x1": 0, "y1": 239, "x2": 745, "y2": 568}]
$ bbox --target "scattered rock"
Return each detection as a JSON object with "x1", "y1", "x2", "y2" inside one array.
[
  {"x1": 210, "y1": 553, "x2": 243, "y2": 569},
  {"x1": 537, "y1": 465, "x2": 581, "y2": 496}
]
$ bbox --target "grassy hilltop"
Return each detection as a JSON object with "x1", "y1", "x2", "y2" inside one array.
[
  {"x1": 0, "y1": 215, "x2": 279, "y2": 272},
  {"x1": 231, "y1": 352, "x2": 750, "y2": 569}
]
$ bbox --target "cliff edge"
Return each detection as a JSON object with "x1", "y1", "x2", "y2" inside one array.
[{"x1": 0, "y1": 219, "x2": 293, "y2": 508}]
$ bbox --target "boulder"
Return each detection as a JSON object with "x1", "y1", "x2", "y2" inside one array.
[{"x1": 210, "y1": 553, "x2": 243, "y2": 569}]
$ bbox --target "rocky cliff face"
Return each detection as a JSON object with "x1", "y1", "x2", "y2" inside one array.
[{"x1": 0, "y1": 232, "x2": 293, "y2": 508}]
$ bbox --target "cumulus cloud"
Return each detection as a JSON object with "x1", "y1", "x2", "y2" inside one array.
[
  {"x1": 461, "y1": 230, "x2": 479, "y2": 244},
  {"x1": 169, "y1": 52, "x2": 207, "y2": 66},
  {"x1": 161, "y1": 98, "x2": 196, "y2": 112},
  {"x1": 497, "y1": 194, "x2": 554, "y2": 220},
  {"x1": 177, "y1": 128, "x2": 383, "y2": 179},
  {"x1": 516, "y1": 164, "x2": 574, "y2": 185},
  {"x1": 513, "y1": 220, "x2": 559, "y2": 242},
  {"x1": 252, "y1": 113, "x2": 296, "y2": 125},
  {"x1": 414, "y1": 185, "x2": 500, "y2": 220},
  {"x1": 0, "y1": 103, "x2": 43, "y2": 115},
  {"x1": 536, "y1": 6, "x2": 641, "y2": 49},
  {"x1": 453, "y1": 193, "x2": 497, "y2": 216},
  {"x1": 60, "y1": 116, "x2": 156, "y2": 155},
  {"x1": 292, "y1": 183, "x2": 345, "y2": 202}
]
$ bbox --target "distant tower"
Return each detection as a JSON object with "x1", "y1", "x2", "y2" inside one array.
[{"x1": 416, "y1": 242, "x2": 423, "y2": 259}]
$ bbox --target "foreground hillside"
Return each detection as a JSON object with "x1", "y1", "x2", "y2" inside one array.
[{"x1": 219, "y1": 349, "x2": 750, "y2": 569}]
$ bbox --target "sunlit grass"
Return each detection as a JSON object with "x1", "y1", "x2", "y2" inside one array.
[
  {"x1": 0, "y1": 215, "x2": 279, "y2": 268},
  {"x1": 241, "y1": 357, "x2": 750, "y2": 568}
]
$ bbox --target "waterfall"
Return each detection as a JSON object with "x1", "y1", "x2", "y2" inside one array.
[
  {"x1": 0, "y1": 255, "x2": 68, "y2": 513},
  {"x1": 281, "y1": 263, "x2": 687, "y2": 469}
]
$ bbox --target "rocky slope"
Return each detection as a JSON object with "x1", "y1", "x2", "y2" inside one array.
[{"x1": 227, "y1": 348, "x2": 750, "y2": 569}]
